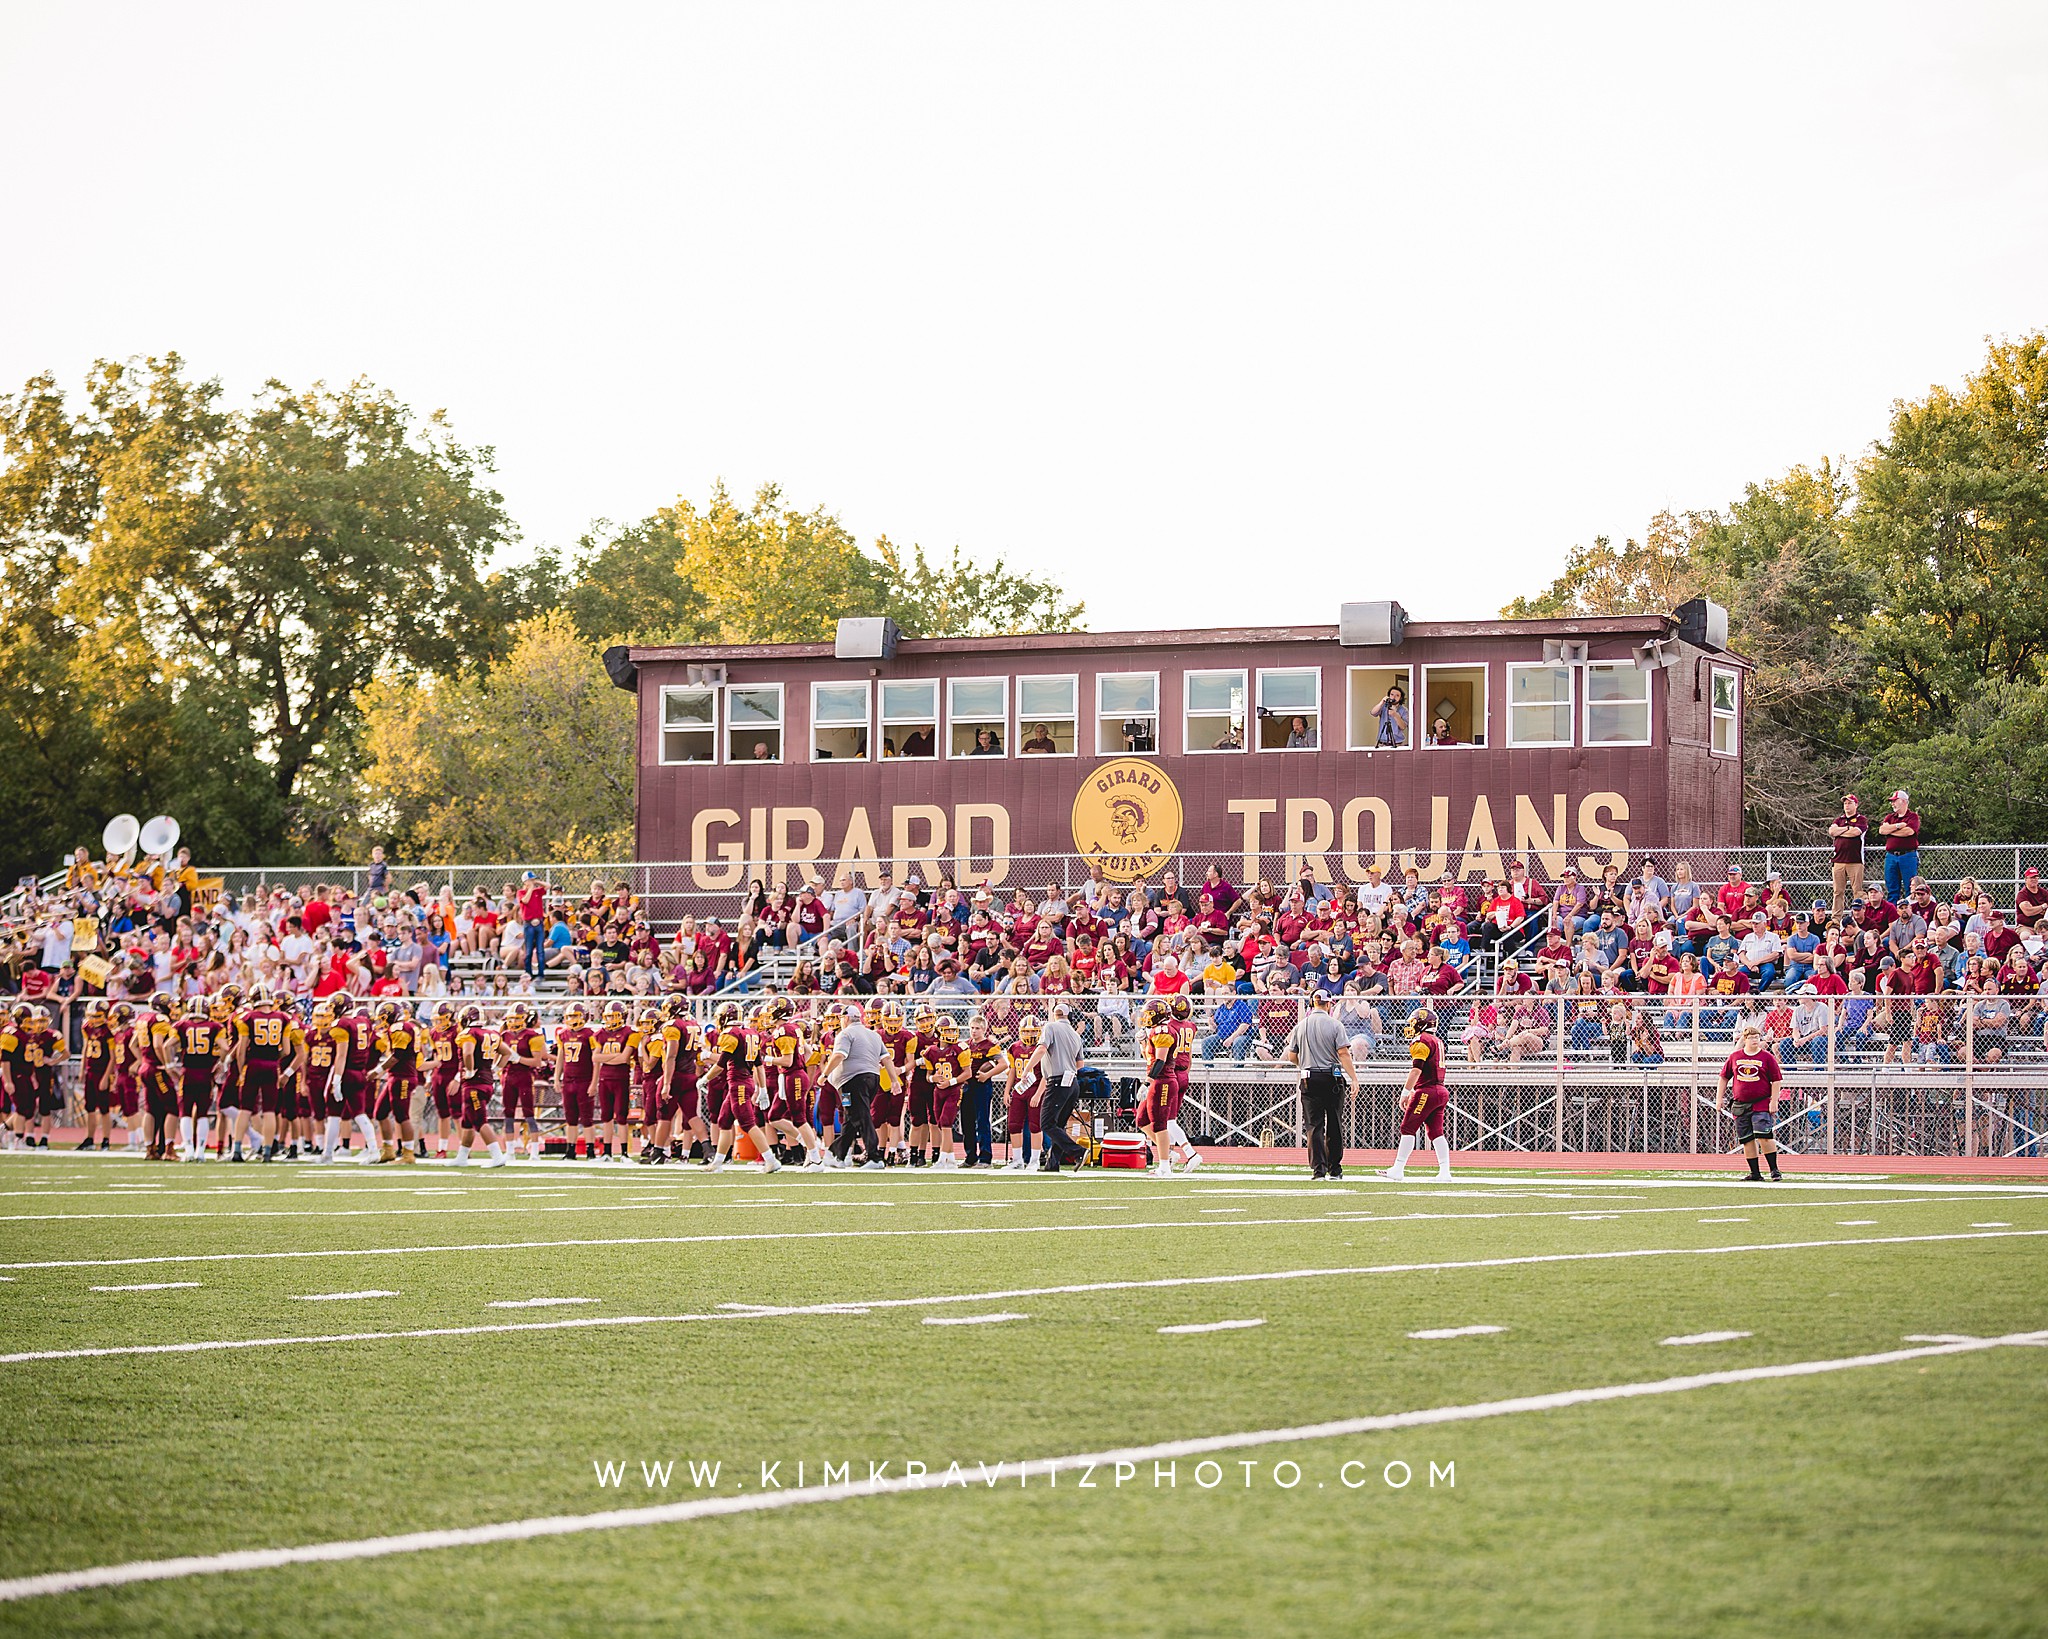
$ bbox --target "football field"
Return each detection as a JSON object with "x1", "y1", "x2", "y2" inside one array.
[{"x1": 0, "y1": 1152, "x2": 2044, "y2": 1637}]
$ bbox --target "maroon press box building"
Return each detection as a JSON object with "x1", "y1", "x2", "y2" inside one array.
[{"x1": 619, "y1": 600, "x2": 1746, "y2": 890}]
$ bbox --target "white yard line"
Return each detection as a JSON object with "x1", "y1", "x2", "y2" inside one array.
[
  {"x1": 1, "y1": 1199, "x2": 2034, "y2": 1277},
  {"x1": 1408, "y1": 1325, "x2": 1507, "y2": 1339},
  {"x1": 0, "y1": 1190, "x2": 2001, "y2": 1231},
  {"x1": 90, "y1": 1283, "x2": 202, "y2": 1293},
  {"x1": 922, "y1": 1312, "x2": 1028, "y2": 1326},
  {"x1": 486, "y1": 1298, "x2": 597, "y2": 1310},
  {"x1": 1660, "y1": 1331, "x2": 1753, "y2": 1346},
  {"x1": 4, "y1": 1330, "x2": 2041, "y2": 1604},
  {"x1": 1159, "y1": 1318, "x2": 1265, "y2": 1334},
  {"x1": 290, "y1": 1291, "x2": 399, "y2": 1303},
  {"x1": 1, "y1": 1228, "x2": 2041, "y2": 1366}
]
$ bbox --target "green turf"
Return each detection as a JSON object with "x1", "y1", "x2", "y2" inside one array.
[{"x1": 0, "y1": 1153, "x2": 2043, "y2": 1636}]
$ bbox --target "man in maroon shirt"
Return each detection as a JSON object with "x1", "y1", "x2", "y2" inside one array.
[
  {"x1": 1982, "y1": 907, "x2": 2023, "y2": 963},
  {"x1": 1827, "y1": 794, "x2": 1869, "y2": 919},
  {"x1": 1718, "y1": 1023, "x2": 1785, "y2": 1180},
  {"x1": 2016, "y1": 868, "x2": 2048, "y2": 931}
]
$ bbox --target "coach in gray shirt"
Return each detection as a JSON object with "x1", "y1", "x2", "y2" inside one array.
[
  {"x1": 1281, "y1": 992, "x2": 1358, "y2": 1179},
  {"x1": 1033, "y1": 1005, "x2": 1087, "y2": 1172},
  {"x1": 823, "y1": 1012, "x2": 886, "y2": 1169}
]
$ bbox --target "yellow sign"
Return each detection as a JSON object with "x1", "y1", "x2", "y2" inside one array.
[{"x1": 1069, "y1": 758, "x2": 1183, "y2": 882}]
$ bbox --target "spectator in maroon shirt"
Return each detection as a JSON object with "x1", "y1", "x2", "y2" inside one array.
[
  {"x1": 1826, "y1": 794, "x2": 1869, "y2": 919},
  {"x1": 1981, "y1": 907, "x2": 2022, "y2": 962},
  {"x1": 2013, "y1": 867, "x2": 2048, "y2": 929}
]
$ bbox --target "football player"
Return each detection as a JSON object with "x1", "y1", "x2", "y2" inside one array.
[
  {"x1": 373, "y1": 1001, "x2": 423, "y2": 1165},
  {"x1": 449, "y1": 1005, "x2": 509, "y2": 1168},
  {"x1": 496, "y1": 1002, "x2": 550, "y2": 1159},
  {"x1": 590, "y1": 1001, "x2": 638, "y2": 1161},
  {"x1": 702, "y1": 1000, "x2": 782, "y2": 1173},
  {"x1": 1384, "y1": 1010, "x2": 1453, "y2": 1182},
  {"x1": 1137, "y1": 1001, "x2": 1180, "y2": 1176},
  {"x1": 174, "y1": 997, "x2": 232, "y2": 1162},
  {"x1": 77, "y1": 1000, "x2": 115, "y2": 1151},
  {"x1": 554, "y1": 1003, "x2": 598, "y2": 1158},
  {"x1": 1001, "y1": 1015, "x2": 1042, "y2": 1169}
]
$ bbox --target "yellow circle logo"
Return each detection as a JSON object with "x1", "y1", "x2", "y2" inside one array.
[{"x1": 1070, "y1": 758, "x2": 1183, "y2": 882}]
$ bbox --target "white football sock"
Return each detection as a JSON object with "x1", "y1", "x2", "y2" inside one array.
[
  {"x1": 323, "y1": 1115, "x2": 343, "y2": 1158},
  {"x1": 178, "y1": 1116, "x2": 195, "y2": 1153},
  {"x1": 195, "y1": 1117, "x2": 211, "y2": 1155},
  {"x1": 1391, "y1": 1134, "x2": 1416, "y2": 1170},
  {"x1": 355, "y1": 1113, "x2": 379, "y2": 1148},
  {"x1": 1432, "y1": 1136, "x2": 1451, "y2": 1173}
]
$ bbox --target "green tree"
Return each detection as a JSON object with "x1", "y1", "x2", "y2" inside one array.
[
  {"x1": 1848, "y1": 333, "x2": 2048, "y2": 733},
  {"x1": 559, "y1": 481, "x2": 1082, "y2": 645},
  {"x1": 342, "y1": 612, "x2": 634, "y2": 862}
]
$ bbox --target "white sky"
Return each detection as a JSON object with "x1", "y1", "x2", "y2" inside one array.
[{"x1": 3, "y1": 2, "x2": 2043, "y2": 632}]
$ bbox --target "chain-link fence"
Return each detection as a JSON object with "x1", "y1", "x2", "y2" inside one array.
[
  {"x1": 12, "y1": 991, "x2": 2042, "y2": 1161},
  {"x1": 187, "y1": 842, "x2": 2048, "y2": 925}
]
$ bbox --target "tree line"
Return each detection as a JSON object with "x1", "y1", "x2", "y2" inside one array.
[
  {"x1": 3, "y1": 335, "x2": 2041, "y2": 881},
  {"x1": 1504, "y1": 331, "x2": 2047, "y2": 844},
  {"x1": 0, "y1": 355, "x2": 1079, "y2": 881}
]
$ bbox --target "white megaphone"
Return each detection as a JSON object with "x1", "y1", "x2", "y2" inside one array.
[
  {"x1": 102, "y1": 814, "x2": 140, "y2": 862},
  {"x1": 140, "y1": 815, "x2": 181, "y2": 857}
]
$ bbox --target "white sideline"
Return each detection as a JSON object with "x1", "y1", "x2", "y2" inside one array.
[
  {"x1": 0, "y1": 1193, "x2": 2011, "y2": 1267},
  {"x1": 3, "y1": 1330, "x2": 2042, "y2": 1605},
  {"x1": 2, "y1": 1227, "x2": 2042, "y2": 1366}
]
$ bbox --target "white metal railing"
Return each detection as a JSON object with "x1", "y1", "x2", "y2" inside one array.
[{"x1": 16, "y1": 991, "x2": 2043, "y2": 1161}]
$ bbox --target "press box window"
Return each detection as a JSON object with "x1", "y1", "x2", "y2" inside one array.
[
  {"x1": 1096, "y1": 673, "x2": 1157, "y2": 755},
  {"x1": 1711, "y1": 667, "x2": 1739, "y2": 756},
  {"x1": 1256, "y1": 668, "x2": 1319, "y2": 750},
  {"x1": 1184, "y1": 669, "x2": 1246, "y2": 753},
  {"x1": 1347, "y1": 665, "x2": 1412, "y2": 750},
  {"x1": 1016, "y1": 675, "x2": 1077, "y2": 755},
  {"x1": 1584, "y1": 663, "x2": 1651, "y2": 747},
  {"x1": 1421, "y1": 665, "x2": 1488, "y2": 747},
  {"x1": 659, "y1": 686, "x2": 717, "y2": 764},
  {"x1": 949, "y1": 677, "x2": 1008, "y2": 757},
  {"x1": 1507, "y1": 664, "x2": 1573, "y2": 748},
  {"x1": 811, "y1": 682, "x2": 869, "y2": 761},
  {"x1": 725, "y1": 684, "x2": 783, "y2": 763},
  {"x1": 880, "y1": 680, "x2": 938, "y2": 760}
]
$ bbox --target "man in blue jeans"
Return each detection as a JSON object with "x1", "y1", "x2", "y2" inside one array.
[
  {"x1": 516, "y1": 871, "x2": 549, "y2": 981},
  {"x1": 1876, "y1": 789, "x2": 1921, "y2": 906}
]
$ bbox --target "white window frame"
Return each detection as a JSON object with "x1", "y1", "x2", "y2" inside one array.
[
  {"x1": 1094, "y1": 671, "x2": 1160, "y2": 757},
  {"x1": 809, "y1": 680, "x2": 871, "y2": 764},
  {"x1": 947, "y1": 675, "x2": 1010, "y2": 759},
  {"x1": 1710, "y1": 666, "x2": 1740, "y2": 758},
  {"x1": 1014, "y1": 674, "x2": 1079, "y2": 759},
  {"x1": 1506, "y1": 663, "x2": 1576, "y2": 750},
  {"x1": 1420, "y1": 663, "x2": 1491, "y2": 749},
  {"x1": 724, "y1": 682, "x2": 785, "y2": 765},
  {"x1": 879, "y1": 678, "x2": 940, "y2": 761},
  {"x1": 1346, "y1": 664, "x2": 1414, "y2": 752},
  {"x1": 1582, "y1": 661, "x2": 1652, "y2": 749},
  {"x1": 1255, "y1": 667, "x2": 1321, "y2": 753},
  {"x1": 658, "y1": 684, "x2": 720, "y2": 766},
  {"x1": 1183, "y1": 668, "x2": 1248, "y2": 755}
]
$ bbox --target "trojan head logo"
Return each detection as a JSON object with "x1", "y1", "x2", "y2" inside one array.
[{"x1": 1070, "y1": 758, "x2": 1183, "y2": 882}]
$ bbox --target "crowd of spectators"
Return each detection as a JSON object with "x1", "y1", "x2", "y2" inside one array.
[{"x1": 5, "y1": 787, "x2": 2046, "y2": 1077}]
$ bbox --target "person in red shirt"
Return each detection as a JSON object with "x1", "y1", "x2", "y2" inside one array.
[
  {"x1": 1716, "y1": 866, "x2": 1751, "y2": 923},
  {"x1": 1718, "y1": 1023, "x2": 1785, "y2": 1180},
  {"x1": 301, "y1": 890, "x2": 333, "y2": 940}
]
